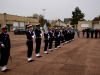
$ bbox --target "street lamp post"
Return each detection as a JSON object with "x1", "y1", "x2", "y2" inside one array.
[{"x1": 42, "y1": 9, "x2": 46, "y2": 19}]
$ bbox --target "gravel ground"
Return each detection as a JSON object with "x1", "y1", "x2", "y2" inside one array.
[{"x1": 0, "y1": 32, "x2": 100, "y2": 75}]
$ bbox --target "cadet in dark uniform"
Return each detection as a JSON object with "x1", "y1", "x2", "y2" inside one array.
[
  {"x1": 35, "y1": 23, "x2": 42, "y2": 57},
  {"x1": 48, "y1": 28, "x2": 53, "y2": 51},
  {"x1": 90, "y1": 29, "x2": 94, "y2": 38},
  {"x1": 26, "y1": 24, "x2": 34, "y2": 62},
  {"x1": 54, "y1": 28, "x2": 59, "y2": 50},
  {"x1": 57, "y1": 29, "x2": 61, "y2": 48},
  {"x1": 62, "y1": 28, "x2": 66, "y2": 43},
  {"x1": 52, "y1": 28, "x2": 55, "y2": 43},
  {"x1": 94, "y1": 28, "x2": 98, "y2": 38},
  {"x1": 72, "y1": 28, "x2": 75, "y2": 40},
  {"x1": 0, "y1": 25, "x2": 11, "y2": 72},
  {"x1": 44, "y1": 30, "x2": 49, "y2": 54},
  {"x1": 67, "y1": 28, "x2": 71, "y2": 42},
  {"x1": 60, "y1": 29, "x2": 64, "y2": 45},
  {"x1": 64, "y1": 28, "x2": 68, "y2": 43}
]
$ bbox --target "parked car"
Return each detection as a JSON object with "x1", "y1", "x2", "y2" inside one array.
[{"x1": 14, "y1": 28, "x2": 26, "y2": 35}]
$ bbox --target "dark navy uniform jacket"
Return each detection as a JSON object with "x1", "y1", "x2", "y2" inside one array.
[
  {"x1": 44, "y1": 33, "x2": 49, "y2": 40},
  {"x1": 0, "y1": 32, "x2": 11, "y2": 49},
  {"x1": 35, "y1": 28, "x2": 42, "y2": 38},
  {"x1": 54, "y1": 31, "x2": 59, "y2": 38},
  {"x1": 48, "y1": 32, "x2": 53, "y2": 38},
  {"x1": 26, "y1": 30, "x2": 34, "y2": 41}
]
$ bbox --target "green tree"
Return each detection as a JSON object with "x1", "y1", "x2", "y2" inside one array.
[
  {"x1": 46, "y1": 22, "x2": 51, "y2": 27},
  {"x1": 70, "y1": 7, "x2": 85, "y2": 29}
]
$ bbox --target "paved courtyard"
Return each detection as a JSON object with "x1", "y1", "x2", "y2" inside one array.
[{"x1": 0, "y1": 32, "x2": 100, "y2": 75}]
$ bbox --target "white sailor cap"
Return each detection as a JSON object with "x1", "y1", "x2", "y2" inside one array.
[
  {"x1": 27, "y1": 24, "x2": 32, "y2": 28},
  {"x1": 1, "y1": 25, "x2": 8, "y2": 30},
  {"x1": 55, "y1": 28, "x2": 58, "y2": 30},
  {"x1": 35, "y1": 23, "x2": 40, "y2": 26}
]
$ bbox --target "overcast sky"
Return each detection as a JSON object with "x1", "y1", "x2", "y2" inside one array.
[{"x1": 0, "y1": 0, "x2": 100, "y2": 21}]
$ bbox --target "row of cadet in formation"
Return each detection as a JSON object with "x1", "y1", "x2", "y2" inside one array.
[
  {"x1": 82, "y1": 28, "x2": 100, "y2": 38},
  {"x1": 0, "y1": 24, "x2": 75, "y2": 72}
]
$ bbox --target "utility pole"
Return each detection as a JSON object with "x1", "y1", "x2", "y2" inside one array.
[{"x1": 42, "y1": 9, "x2": 46, "y2": 19}]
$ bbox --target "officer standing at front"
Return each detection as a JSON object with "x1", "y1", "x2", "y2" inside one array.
[
  {"x1": 35, "y1": 23, "x2": 42, "y2": 57},
  {"x1": 0, "y1": 25, "x2": 11, "y2": 72},
  {"x1": 26, "y1": 24, "x2": 35, "y2": 62}
]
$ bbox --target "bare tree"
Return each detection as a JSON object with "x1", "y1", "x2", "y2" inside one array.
[
  {"x1": 33, "y1": 13, "x2": 44, "y2": 20},
  {"x1": 33, "y1": 13, "x2": 39, "y2": 19}
]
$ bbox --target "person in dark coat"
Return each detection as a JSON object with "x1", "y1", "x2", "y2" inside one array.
[
  {"x1": 60, "y1": 29, "x2": 64, "y2": 45},
  {"x1": 98, "y1": 29, "x2": 100, "y2": 38},
  {"x1": 54, "y1": 28, "x2": 61, "y2": 50},
  {"x1": 48, "y1": 27, "x2": 53, "y2": 51},
  {"x1": 82, "y1": 29, "x2": 85, "y2": 37},
  {"x1": 90, "y1": 29, "x2": 94, "y2": 38},
  {"x1": 44, "y1": 30, "x2": 49, "y2": 54},
  {"x1": 35, "y1": 23, "x2": 42, "y2": 58},
  {"x1": 94, "y1": 28, "x2": 98, "y2": 38},
  {"x1": 86, "y1": 28, "x2": 90, "y2": 38},
  {"x1": 52, "y1": 28, "x2": 55, "y2": 43},
  {"x1": 0, "y1": 25, "x2": 11, "y2": 72},
  {"x1": 26, "y1": 24, "x2": 35, "y2": 62}
]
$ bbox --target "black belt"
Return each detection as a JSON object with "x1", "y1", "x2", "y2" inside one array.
[
  {"x1": 27, "y1": 39, "x2": 33, "y2": 41},
  {"x1": 49, "y1": 37, "x2": 53, "y2": 38},
  {"x1": 36, "y1": 37, "x2": 41, "y2": 38},
  {"x1": 45, "y1": 38, "x2": 48, "y2": 40}
]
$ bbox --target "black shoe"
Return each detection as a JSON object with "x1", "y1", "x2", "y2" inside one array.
[
  {"x1": 28, "y1": 60, "x2": 34, "y2": 62},
  {"x1": 2, "y1": 69, "x2": 7, "y2": 72},
  {"x1": 36, "y1": 56, "x2": 41, "y2": 58},
  {"x1": 45, "y1": 53, "x2": 49, "y2": 54},
  {"x1": 6, "y1": 69, "x2": 10, "y2": 71},
  {"x1": 39, "y1": 56, "x2": 42, "y2": 57}
]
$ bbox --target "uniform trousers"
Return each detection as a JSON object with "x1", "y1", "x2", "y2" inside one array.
[
  {"x1": 0, "y1": 47, "x2": 10, "y2": 66},
  {"x1": 55, "y1": 38, "x2": 58, "y2": 48},
  {"x1": 91, "y1": 33, "x2": 94, "y2": 38},
  {"x1": 95, "y1": 33, "x2": 98, "y2": 38},
  {"x1": 35, "y1": 38, "x2": 41, "y2": 54},
  {"x1": 26, "y1": 41, "x2": 33, "y2": 58},
  {"x1": 87, "y1": 33, "x2": 89, "y2": 38},
  {"x1": 44, "y1": 40, "x2": 48, "y2": 51},
  {"x1": 49, "y1": 38, "x2": 53, "y2": 49},
  {"x1": 60, "y1": 36, "x2": 64, "y2": 43}
]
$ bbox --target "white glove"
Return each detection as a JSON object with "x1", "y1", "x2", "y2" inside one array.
[
  {"x1": 1, "y1": 44, "x2": 5, "y2": 48},
  {"x1": 53, "y1": 33, "x2": 54, "y2": 36},
  {"x1": 48, "y1": 36, "x2": 50, "y2": 39},
  {"x1": 40, "y1": 34, "x2": 42, "y2": 37},
  {"x1": 32, "y1": 36, "x2": 34, "y2": 39}
]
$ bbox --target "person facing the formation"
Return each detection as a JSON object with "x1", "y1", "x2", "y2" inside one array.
[
  {"x1": 0, "y1": 25, "x2": 11, "y2": 72},
  {"x1": 26, "y1": 24, "x2": 35, "y2": 62},
  {"x1": 35, "y1": 23, "x2": 42, "y2": 58}
]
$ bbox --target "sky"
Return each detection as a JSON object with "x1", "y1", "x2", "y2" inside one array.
[{"x1": 0, "y1": 0, "x2": 100, "y2": 21}]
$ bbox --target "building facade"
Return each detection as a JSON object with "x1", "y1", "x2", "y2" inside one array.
[
  {"x1": 0, "y1": 13, "x2": 39, "y2": 31},
  {"x1": 78, "y1": 16, "x2": 100, "y2": 31}
]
